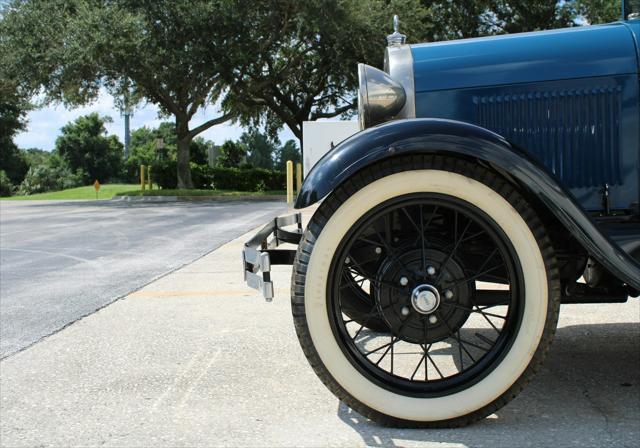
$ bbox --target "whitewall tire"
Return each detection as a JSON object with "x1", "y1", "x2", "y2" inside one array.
[{"x1": 291, "y1": 156, "x2": 560, "y2": 427}]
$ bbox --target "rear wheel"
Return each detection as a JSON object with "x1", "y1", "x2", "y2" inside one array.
[{"x1": 291, "y1": 156, "x2": 560, "y2": 427}]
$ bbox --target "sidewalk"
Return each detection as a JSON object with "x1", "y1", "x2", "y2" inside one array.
[{"x1": 1, "y1": 209, "x2": 638, "y2": 447}]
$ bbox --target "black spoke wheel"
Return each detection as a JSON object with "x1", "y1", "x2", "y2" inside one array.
[
  {"x1": 329, "y1": 193, "x2": 523, "y2": 396},
  {"x1": 291, "y1": 156, "x2": 560, "y2": 428}
]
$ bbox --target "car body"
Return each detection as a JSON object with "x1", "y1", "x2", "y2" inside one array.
[{"x1": 243, "y1": 6, "x2": 639, "y2": 428}]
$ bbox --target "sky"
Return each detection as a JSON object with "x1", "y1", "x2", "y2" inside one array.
[{"x1": 14, "y1": 90, "x2": 296, "y2": 151}]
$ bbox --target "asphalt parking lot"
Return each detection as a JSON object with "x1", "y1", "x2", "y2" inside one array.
[
  {"x1": 1, "y1": 211, "x2": 638, "y2": 448},
  {"x1": 0, "y1": 200, "x2": 287, "y2": 358}
]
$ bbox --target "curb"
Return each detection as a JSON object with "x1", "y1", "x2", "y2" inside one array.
[{"x1": 111, "y1": 195, "x2": 286, "y2": 203}]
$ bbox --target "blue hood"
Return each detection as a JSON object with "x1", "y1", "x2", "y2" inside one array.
[{"x1": 411, "y1": 22, "x2": 638, "y2": 93}]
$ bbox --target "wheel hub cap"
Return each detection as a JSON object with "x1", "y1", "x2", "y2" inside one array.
[
  {"x1": 411, "y1": 284, "x2": 440, "y2": 314},
  {"x1": 375, "y1": 246, "x2": 473, "y2": 344}
]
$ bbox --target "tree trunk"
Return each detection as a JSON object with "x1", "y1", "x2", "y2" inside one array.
[
  {"x1": 175, "y1": 115, "x2": 193, "y2": 189},
  {"x1": 176, "y1": 135, "x2": 193, "y2": 189}
]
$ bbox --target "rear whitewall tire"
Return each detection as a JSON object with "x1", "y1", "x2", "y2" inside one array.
[{"x1": 291, "y1": 157, "x2": 560, "y2": 427}]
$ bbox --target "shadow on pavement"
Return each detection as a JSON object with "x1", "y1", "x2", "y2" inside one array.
[{"x1": 337, "y1": 322, "x2": 640, "y2": 447}]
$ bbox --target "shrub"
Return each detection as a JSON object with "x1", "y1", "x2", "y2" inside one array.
[
  {"x1": 151, "y1": 159, "x2": 177, "y2": 189},
  {"x1": 150, "y1": 162, "x2": 285, "y2": 192},
  {"x1": 17, "y1": 163, "x2": 84, "y2": 195},
  {"x1": 0, "y1": 170, "x2": 14, "y2": 197},
  {"x1": 210, "y1": 167, "x2": 285, "y2": 191},
  {"x1": 190, "y1": 162, "x2": 213, "y2": 189}
]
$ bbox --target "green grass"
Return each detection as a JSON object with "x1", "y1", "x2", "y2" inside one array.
[
  {"x1": 1, "y1": 185, "x2": 286, "y2": 200},
  {"x1": 116, "y1": 189, "x2": 286, "y2": 197},
  {"x1": 1, "y1": 184, "x2": 140, "y2": 200}
]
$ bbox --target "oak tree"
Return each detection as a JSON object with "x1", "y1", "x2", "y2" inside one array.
[
  {"x1": 1, "y1": 0, "x2": 237, "y2": 188},
  {"x1": 220, "y1": 0, "x2": 427, "y2": 145}
]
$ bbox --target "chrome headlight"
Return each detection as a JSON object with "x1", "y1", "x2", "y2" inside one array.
[{"x1": 358, "y1": 63, "x2": 406, "y2": 130}]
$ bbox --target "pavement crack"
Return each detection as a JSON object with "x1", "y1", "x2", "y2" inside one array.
[{"x1": 581, "y1": 387, "x2": 615, "y2": 442}]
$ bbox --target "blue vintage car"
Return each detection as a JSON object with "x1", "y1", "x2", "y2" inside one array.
[{"x1": 243, "y1": 6, "x2": 640, "y2": 427}]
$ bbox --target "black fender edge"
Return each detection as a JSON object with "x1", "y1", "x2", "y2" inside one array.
[{"x1": 295, "y1": 118, "x2": 640, "y2": 291}]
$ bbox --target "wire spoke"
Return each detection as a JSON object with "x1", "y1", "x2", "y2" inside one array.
[
  {"x1": 419, "y1": 205, "x2": 427, "y2": 273},
  {"x1": 475, "y1": 332, "x2": 497, "y2": 347},
  {"x1": 468, "y1": 296, "x2": 503, "y2": 334},
  {"x1": 420, "y1": 344, "x2": 445, "y2": 379},
  {"x1": 400, "y1": 206, "x2": 421, "y2": 235},
  {"x1": 477, "y1": 302, "x2": 510, "y2": 310},
  {"x1": 367, "y1": 220, "x2": 416, "y2": 275},
  {"x1": 410, "y1": 353, "x2": 427, "y2": 381},
  {"x1": 423, "y1": 321, "x2": 429, "y2": 380},
  {"x1": 399, "y1": 205, "x2": 428, "y2": 273},
  {"x1": 458, "y1": 336, "x2": 491, "y2": 352},
  {"x1": 345, "y1": 268, "x2": 405, "y2": 294},
  {"x1": 435, "y1": 215, "x2": 472, "y2": 284},
  {"x1": 458, "y1": 332, "x2": 464, "y2": 370},
  {"x1": 471, "y1": 309, "x2": 506, "y2": 320},
  {"x1": 445, "y1": 302, "x2": 507, "y2": 320},
  {"x1": 364, "y1": 337, "x2": 396, "y2": 356},
  {"x1": 439, "y1": 229, "x2": 487, "y2": 253},
  {"x1": 345, "y1": 255, "x2": 405, "y2": 293},
  {"x1": 442, "y1": 264, "x2": 504, "y2": 290},
  {"x1": 437, "y1": 310, "x2": 477, "y2": 366},
  {"x1": 390, "y1": 335, "x2": 395, "y2": 374},
  {"x1": 374, "y1": 337, "x2": 398, "y2": 366},
  {"x1": 457, "y1": 330, "x2": 477, "y2": 364},
  {"x1": 347, "y1": 301, "x2": 384, "y2": 341},
  {"x1": 423, "y1": 205, "x2": 440, "y2": 230}
]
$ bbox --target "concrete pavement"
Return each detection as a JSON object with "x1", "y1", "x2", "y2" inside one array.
[
  {"x1": 0, "y1": 200, "x2": 288, "y2": 358},
  {"x1": 1, "y1": 212, "x2": 639, "y2": 447}
]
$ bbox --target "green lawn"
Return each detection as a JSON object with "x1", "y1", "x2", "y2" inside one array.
[
  {"x1": 117, "y1": 189, "x2": 286, "y2": 197},
  {"x1": 1, "y1": 184, "x2": 139, "y2": 200},
  {"x1": 2, "y1": 185, "x2": 286, "y2": 200}
]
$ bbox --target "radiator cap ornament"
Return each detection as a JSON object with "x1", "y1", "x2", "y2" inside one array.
[{"x1": 386, "y1": 15, "x2": 406, "y2": 47}]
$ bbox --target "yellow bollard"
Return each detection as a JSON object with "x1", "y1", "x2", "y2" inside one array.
[
  {"x1": 140, "y1": 165, "x2": 146, "y2": 191},
  {"x1": 286, "y1": 160, "x2": 294, "y2": 204},
  {"x1": 296, "y1": 162, "x2": 302, "y2": 195},
  {"x1": 147, "y1": 166, "x2": 152, "y2": 190}
]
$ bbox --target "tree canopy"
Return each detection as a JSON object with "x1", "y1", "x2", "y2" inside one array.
[
  {"x1": 54, "y1": 113, "x2": 123, "y2": 183},
  {"x1": 220, "y1": 0, "x2": 427, "y2": 143},
  {"x1": 217, "y1": 140, "x2": 247, "y2": 169},
  {"x1": 1, "y1": 0, "x2": 622, "y2": 184},
  {"x1": 240, "y1": 130, "x2": 280, "y2": 170},
  {"x1": 125, "y1": 122, "x2": 213, "y2": 175},
  {"x1": 0, "y1": 83, "x2": 30, "y2": 186},
  {"x1": 275, "y1": 140, "x2": 301, "y2": 171},
  {"x1": 221, "y1": 0, "x2": 621, "y2": 147},
  {"x1": 416, "y1": 1, "x2": 622, "y2": 40},
  {"x1": 1, "y1": 0, "x2": 237, "y2": 188}
]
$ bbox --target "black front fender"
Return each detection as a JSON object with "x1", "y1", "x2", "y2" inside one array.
[{"x1": 296, "y1": 118, "x2": 640, "y2": 291}]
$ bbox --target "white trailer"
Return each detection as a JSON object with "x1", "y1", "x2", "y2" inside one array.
[{"x1": 301, "y1": 121, "x2": 359, "y2": 176}]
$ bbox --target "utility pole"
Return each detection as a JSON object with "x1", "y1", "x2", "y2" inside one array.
[
  {"x1": 121, "y1": 81, "x2": 134, "y2": 159},
  {"x1": 124, "y1": 105, "x2": 131, "y2": 159}
]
